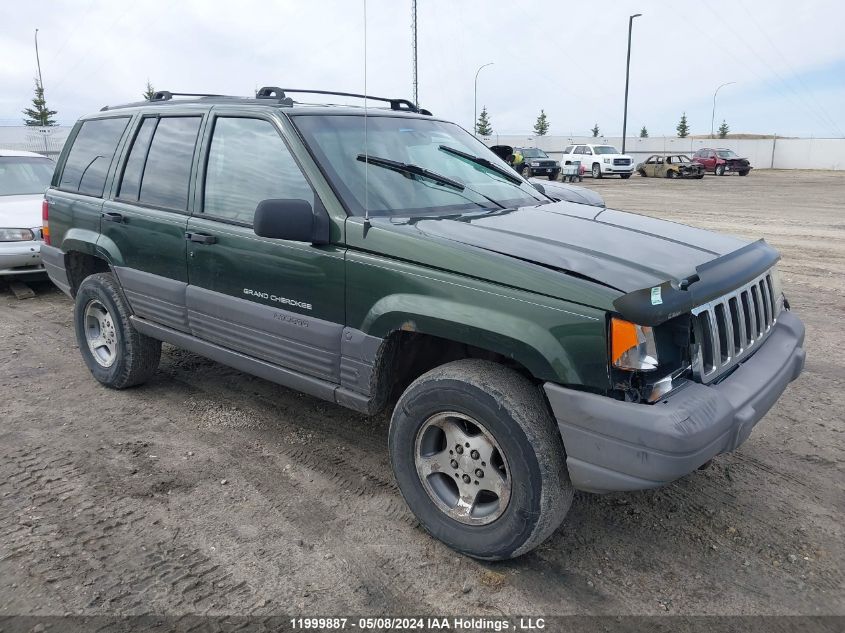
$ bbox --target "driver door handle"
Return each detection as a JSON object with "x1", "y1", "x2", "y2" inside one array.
[{"x1": 184, "y1": 232, "x2": 217, "y2": 245}]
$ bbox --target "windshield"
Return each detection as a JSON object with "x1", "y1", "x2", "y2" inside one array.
[
  {"x1": 674, "y1": 155, "x2": 692, "y2": 163},
  {"x1": 293, "y1": 115, "x2": 545, "y2": 217},
  {"x1": 0, "y1": 156, "x2": 54, "y2": 196},
  {"x1": 593, "y1": 146, "x2": 620, "y2": 155},
  {"x1": 717, "y1": 150, "x2": 739, "y2": 158},
  {"x1": 520, "y1": 148, "x2": 548, "y2": 158}
]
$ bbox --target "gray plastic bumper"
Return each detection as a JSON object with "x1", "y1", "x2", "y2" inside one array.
[
  {"x1": 544, "y1": 310, "x2": 805, "y2": 493},
  {"x1": 40, "y1": 244, "x2": 71, "y2": 295}
]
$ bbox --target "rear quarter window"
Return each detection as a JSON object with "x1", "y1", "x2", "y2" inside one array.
[{"x1": 59, "y1": 117, "x2": 130, "y2": 197}]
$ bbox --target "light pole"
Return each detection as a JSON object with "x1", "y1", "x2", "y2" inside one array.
[
  {"x1": 621, "y1": 13, "x2": 641, "y2": 155},
  {"x1": 711, "y1": 81, "x2": 736, "y2": 138},
  {"x1": 473, "y1": 62, "x2": 493, "y2": 136}
]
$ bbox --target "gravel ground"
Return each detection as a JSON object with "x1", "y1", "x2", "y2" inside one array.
[{"x1": 1, "y1": 170, "x2": 842, "y2": 618}]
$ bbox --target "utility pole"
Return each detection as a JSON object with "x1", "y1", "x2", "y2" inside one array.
[
  {"x1": 411, "y1": 0, "x2": 418, "y2": 108},
  {"x1": 34, "y1": 29, "x2": 44, "y2": 90},
  {"x1": 473, "y1": 62, "x2": 493, "y2": 136},
  {"x1": 621, "y1": 13, "x2": 641, "y2": 155},
  {"x1": 711, "y1": 81, "x2": 736, "y2": 138}
]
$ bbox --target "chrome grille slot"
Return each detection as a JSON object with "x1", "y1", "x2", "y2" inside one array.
[{"x1": 691, "y1": 269, "x2": 780, "y2": 383}]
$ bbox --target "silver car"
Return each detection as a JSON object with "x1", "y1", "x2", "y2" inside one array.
[{"x1": 0, "y1": 150, "x2": 54, "y2": 277}]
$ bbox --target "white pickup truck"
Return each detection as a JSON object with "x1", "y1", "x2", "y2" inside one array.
[{"x1": 561, "y1": 143, "x2": 634, "y2": 179}]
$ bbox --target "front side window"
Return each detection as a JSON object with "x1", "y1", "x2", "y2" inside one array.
[
  {"x1": 137, "y1": 116, "x2": 201, "y2": 210},
  {"x1": 59, "y1": 117, "x2": 129, "y2": 196},
  {"x1": 593, "y1": 146, "x2": 620, "y2": 155},
  {"x1": 0, "y1": 156, "x2": 54, "y2": 196},
  {"x1": 203, "y1": 117, "x2": 313, "y2": 224},
  {"x1": 293, "y1": 114, "x2": 546, "y2": 217}
]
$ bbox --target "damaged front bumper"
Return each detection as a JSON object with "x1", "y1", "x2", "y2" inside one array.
[{"x1": 544, "y1": 310, "x2": 805, "y2": 494}]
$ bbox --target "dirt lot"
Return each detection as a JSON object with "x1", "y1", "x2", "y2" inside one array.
[{"x1": 1, "y1": 170, "x2": 843, "y2": 618}]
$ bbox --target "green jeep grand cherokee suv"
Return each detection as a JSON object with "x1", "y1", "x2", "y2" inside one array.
[{"x1": 41, "y1": 88, "x2": 805, "y2": 560}]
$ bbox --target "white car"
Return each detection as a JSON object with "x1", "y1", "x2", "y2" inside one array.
[
  {"x1": 0, "y1": 150, "x2": 54, "y2": 277},
  {"x1": 561, "y1": 143, "x2": 634, "y2": 179}
]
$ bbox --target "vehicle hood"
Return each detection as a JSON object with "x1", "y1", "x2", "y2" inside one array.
[
  {"x1": 529, "y1": 178, "x2": 605, "y2": 207},
  {"x1": 0, "y1": 194, "x2": 43, "y2": 229},
  {"x1": 387, "y1": 201, "x2": 749, "y2": 293}
]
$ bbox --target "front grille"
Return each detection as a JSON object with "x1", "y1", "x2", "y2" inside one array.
[
  {"x1": 691, "y1": 270, "x2": 781, "y2": 383},
  {"x1": 538, "y1": 160, "x2": 556, "y2": 167},
  {"x1": 613, "y1": 158, "x2": 631, "y2": 166}
]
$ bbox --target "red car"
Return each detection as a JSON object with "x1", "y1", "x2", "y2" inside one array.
[{"x1": 692, "y1": 148, "x2": 752, "y2": 176}]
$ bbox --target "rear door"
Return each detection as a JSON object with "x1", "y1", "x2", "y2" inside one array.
[
  {"x1": 185, "y1": 111, "x2": 346, "y2": 383},
  {"x1": 100, "y1": 112, "x2": 205, "y2": 331}
]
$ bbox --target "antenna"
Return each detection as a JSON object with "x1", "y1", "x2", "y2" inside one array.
[
  {"x1": 411, "y1": 0, "x2": 418, "y2": 109},
  {"x1": 363, "y1": 0, "x2": 369, "y2": 226}
]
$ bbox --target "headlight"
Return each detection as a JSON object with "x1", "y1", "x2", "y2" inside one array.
[
  {"x1": 603, "y1": 158, "x2": 611, "y2": 164},
  {"x1": 0, "y1": 228, "x2": 35, "y2": 242},
  {"x1": 610, "y1": 317, "x2": 658, "y2": 371}
]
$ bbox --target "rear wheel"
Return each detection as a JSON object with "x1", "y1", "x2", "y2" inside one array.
[
  {"x1": 74, "y1": 273, "x2": 161, "y2": 389},
  {"x1": 715, "y1": 164, "x2": 726, "y2": 176},
  {"x1": 592, "y1": 163, "x2": 602, "y2": 179},
  {"x1": 389, "y1": 359, "x2": 572, "y2": 560}
]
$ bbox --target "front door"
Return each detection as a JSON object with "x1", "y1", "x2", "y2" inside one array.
[
  {"x1": 101, "y1": 113, "x2": 205, "y2": 332},
  {"x1": 185, "y1": 113, "x2": 346, "y2": 383}
]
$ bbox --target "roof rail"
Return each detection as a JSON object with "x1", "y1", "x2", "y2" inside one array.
[
  {"x1": 150, "y1": 90, "x2": 226, "y2": 101},
  {"x1": 256, "y1": 87, "x2": 431, "y2": 115}
]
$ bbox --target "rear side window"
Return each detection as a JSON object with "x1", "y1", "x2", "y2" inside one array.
[
  {"x1": 203, "y1": 117, "x2": 313, "y2": 224},
  {"x1": 59, "y1": 117, "x2": 129, "y2": 196},
  {"x1": 117, "y1": 117, "x2": 157, "y2": 201},
  {"x1": 137, "y1": 116, "x2": 202, "y2": 210}
]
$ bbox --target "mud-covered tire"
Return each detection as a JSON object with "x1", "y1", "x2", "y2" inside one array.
[
  {"x1": 592, "y1": 163, "x2": 602, "y2": 179},
  {"x1": 74, "y1": 272, "x2": 161, "y2": 389},
  {"x1": 389, "y1": 359, "x2": 573, "y2": 560}
]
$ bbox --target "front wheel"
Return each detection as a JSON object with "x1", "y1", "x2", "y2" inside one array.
[
  {"x1": 667, "y1": 170, "x2": 678, "y2": 179},
  {"x1": 389, "y1": 360, "x2": 573, "y2": 560},
  {"x1": 548, "y1": 173, "x2": 559, "y2": 181},
  {"x1": 592, "y1": 163, "x2": 602, "y2": 179},
  {"x1": 74, "y1": 273, "x2": 161, "y2": 388},
  {"x1": 715, "y1": 164, "x2": 726, "y2": 176},
  {"x1": 739, "y1": 169, "x2": 750, "y2": 176}
]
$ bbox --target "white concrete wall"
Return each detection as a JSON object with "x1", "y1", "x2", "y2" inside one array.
[{"x1": 480, "y1": 134, "x2": 845, "y2": 170}]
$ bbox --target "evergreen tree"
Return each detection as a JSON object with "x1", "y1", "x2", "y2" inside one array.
[
  {"x1": 143, "y1": 80, "x2": 157, "y2": 101},
  {"x1": 591, "y1": 123, "x2": 600, "y2": 137},
  {"x1": 676, "y1": 112, "x2": 690, "y2": 138},
  {"x1": 475, "y1": 106, "x2": 493, "y2": 136},
  {"x1": 22, "y1": 79, "x2": 57, "y2": 127},
  {"x1": 533, "y1": 109, "x2": 549, "y2": 136},
  {"x1": 639, "y1": 126, "x2": 649, "y2": 138},
  {"x1": 718, "y1": 119, "x2": 730, "y2": 139}
]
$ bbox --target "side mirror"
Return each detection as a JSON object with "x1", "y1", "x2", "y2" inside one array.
[{"x1": 253, "y1": 199, "x2": 329, "y2": 244}]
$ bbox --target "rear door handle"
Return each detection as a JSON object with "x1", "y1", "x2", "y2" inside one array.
[
  {"x1": 184, "y1": 232, "x2": 217, "y2": 245},
  {"x1": 102, "y1": 212, "x2": 124, "y2": 223}
]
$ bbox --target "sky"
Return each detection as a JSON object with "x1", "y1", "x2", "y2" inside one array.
[{"x1": 1, "y1": 0, "x2": 843, "y2": 138}]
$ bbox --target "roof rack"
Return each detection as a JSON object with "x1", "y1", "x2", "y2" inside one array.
[
  {"x1": 256, "y1": 87, "x2": 432, "y2": 115},
  {"x1": 150, "y1": 91, "x2": 225, "y2": 101}
]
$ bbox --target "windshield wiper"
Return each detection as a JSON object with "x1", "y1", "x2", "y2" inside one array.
[
  {"x1": 437, "y1": 145, "x2": 523, "y2": 185},
  {"x1": 356, "y1": 154, "x2": 465, "y2": 191}
]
